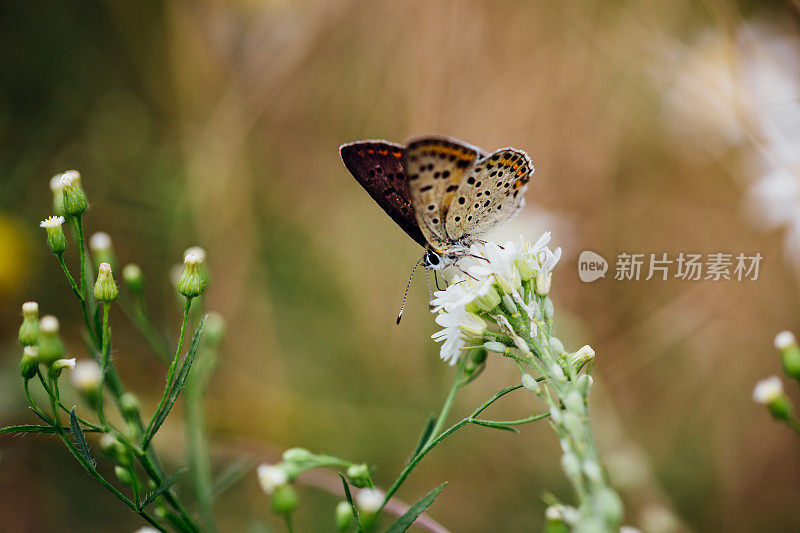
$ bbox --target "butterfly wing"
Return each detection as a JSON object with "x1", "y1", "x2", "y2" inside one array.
[
  {"x1": 340, "y1": 140, "x2": 427, "y2": 248},
  {"x1": 445, "y1": 148, "x2": 533, "y2": 241},
  {"x1": 403, "y1": 136, "x2": 482, "y2": 252}
]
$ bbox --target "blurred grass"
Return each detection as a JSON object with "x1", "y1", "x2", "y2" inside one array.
[{"x1": 2, "y1": 0, "x2": 800, "y2": 531}]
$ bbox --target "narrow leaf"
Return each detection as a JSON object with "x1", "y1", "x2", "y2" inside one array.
[
  {"x1": 385, "y1": 482, "x2": 447, "y2": 533},
  {"x1": 1, "y1": 424, "x2": 100, "y2": 434},
  {"x1": 143, "y1": 315, "x2": 207, "y2": 446},
  {"x1": 410, "y1": 414, "x2": 436, "y2": 461},
  {"x1": 470, "y1": 419, "x2": 520, "y2": 432},
  {"x1": 141, "y1": 467, "x2": 186, "y2": 507},
  {"x1": 69, "y1": 408, "x2": 95, "y2": 466},
  {"x1": 339, "y1": 474, "x2": 362, "y2": 532},
  {"x1": 212, "y1": 457, "x2": 256, "y2": 500}
]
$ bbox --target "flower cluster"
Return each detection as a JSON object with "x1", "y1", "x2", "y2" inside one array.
[{"x1": 430, "y1": 233, "x2": 561, "y2": 366}]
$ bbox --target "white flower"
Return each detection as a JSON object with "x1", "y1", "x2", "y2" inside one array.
[
  {"x1": 565, "y1": 345, "x2": 595, "y2": 368},
  {"x1": 752, "y1": 376, "x2": 783, "y2": 404},
  {"x1": 469, "y1": 239, "x2": 522, "y2": 294},
  {"x1": 431, "y1": 308, "x2": 486, "y2": 365},
  {"x1": 256, "y1": 463, "x2": 288, "y2": 494},
  {"x1": 774, "y1": 330, "x2": 796, "y2": 351},
  {"x1": 184, "y1": 246, "x2": 207, "y2": 263},
  {"x1": 71, "y1": 360, "x2": 101, "y2": 392},
  {"x1": 40, "y1": 315, "x2": 59, "y2": 334},
  {"x1": 134, "y1": 528, "x2": 160, "y2": 533},
  {"x1": 39, "y1": 215, "x2": 65, "y2": 229},
  {"x1": 355, "y1": 488, "x2": 383, "y2": 513},
  {"x1": 60, "y1": 170, "x2": 81, "y2": 189}
]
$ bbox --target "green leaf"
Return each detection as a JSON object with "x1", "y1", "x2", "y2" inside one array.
[
  {"x1": 0, "y1": 424, "x2": 100, "y2": 434},
  {"x1": 69, "y1": 408, "x2": 95, "y2": 467},
  {"x1": 212, "y1": 457, "x2": 256, "y2": 500},
  {"x1": 143, "y1": 315, "x2": 207, "y2": 447},
  {"x1": 410, "y1": 415, "x2": 436, "y2": 462},
  {"x1": 339, "y1": 474, "x2": 362, "y2": 532},
  {"x1": 385, "y1": 482, "x2": 447, "y2": 533},
  {"x1": 470, "y1": 419, "x2": 520, "y2": 432},
  {"x1": 141, "y1": 467, "x2": 186, "y2": 507}
]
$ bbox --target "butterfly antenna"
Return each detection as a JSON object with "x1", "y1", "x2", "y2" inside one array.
[
  {"x1": 397, "y1": 254, "x2": 426, "y2": 325},
  {"x1": 426, "y1": 269, "x2": 436, "y2": 310}
]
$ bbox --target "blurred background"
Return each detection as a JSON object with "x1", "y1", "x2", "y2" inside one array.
[{"x1": 2, "y1": 0, "x2": 800, "y2": 531}]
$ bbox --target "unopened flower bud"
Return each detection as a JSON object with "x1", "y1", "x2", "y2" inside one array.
[
  {"x1": 515, "y1": 256, "x2": 535, "y2": 282},
  {"x1": 543, "y1": 297, "x2": 555, "y2": 320},
  {"x1": 521, "y1": 373, "x2": 540, "y2": 394},
  {"x1": 122, "y1": 263, "x2": 145, "y2": 294},
  {"x1": 20, "y1": 346, "x2": 39, "y2": 379},
  {"x1": 49, "y1": 357, "x2": 76, "y2": 379},
  {"x1": 549, "y1": 336, "x2": 565, "y2": 356},
  {"x1": 93, "y1": 263, "x2": 118, "y2": 303},
  {"x1": 562, "y1": 412, "x2": 584, "y2": 440},
  {"x1": 282, "y1": 448, "x2": 313, "y2": 464},
  {"x1": 753, "y1": 376, "x2": 791, "y2": 420},
  {"x1": 50, "y1": 174, "x2": 65, "y2": 216},
  {"x1": 597, "y1": 488, "x2": 623, "y2": 525},
  {"x1": 346, "y1": 464, "x2": 371, "y2": 488},
  {"x1": 38, "y1": 315, "x2": 64, "y2": 365},
  {"x1": 561, "y1": 452, "x2": 581, "y2": 479},
  {"x1": 583, "y1": 459, "x2": 604, "y2": 484},
  {"x1": 549, "y1": 406, "x2": 563, "y2": 424},
  {"x1": 100, "y1": 434, "x2": 128, "y2": 465},
  {"x1": 60, "y1": 171, "x2": 88, "y2": 216},
  {"x1": 564, "y1": 390, "x2": 585, "y2": 415},
  {"x1": 177, "y1": 252, "x2": 208, "y2": 298},
  {"x1": 483, "y1": 341, "x2": 507, "y2": 353},
  {"x1": 257, "y1": 463, "x2": 288, "y2": 495},
  {"x1": 18, "y1": 301, "x2": 39, "y2": 346},
  {"x1": 335, "y1": 501, "x2": 353, "y2": 531},
  {"x1": 536, "y1": 272, "x2": 552, "y2": 296},
  {"x1": 114, "y1": 465, "x2": 134, "y2": 486},
  {"x1": 550, "y1": 362, "x2": 566, "y2": 381},
  {"x1": 355, "y1": 488, "x2": 383, "y2": 514},
  {"x1": 39, "y1": 216, "x2": 67, "y2": 255},
  {"x1": 577, "y1": 374, "x2": 593, "y2": 397},
  {"x1": 120, "y1": 392, "x2": 140, "y2": 418},
  {"x1": 71, "y1": 360, "x2": 101, "y2": 400},
  {"x1": 775, "y1": 331, "x2": 800, "y2": 380},
  {"x1": 271, "y1": 485, "x2": 298, "y2": 515},
  {"x1": 89, "y1": 232, "x2": 115, "y2": 270},
  {"x1": 204, "y1": 312, "x2": 226, "y2": 347},
  {"x1": 566, "y1": 345, "x2": 595, "y2": 371}
]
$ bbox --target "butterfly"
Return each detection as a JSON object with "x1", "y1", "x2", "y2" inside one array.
[{"x1": 340, "y1": 135, "x2": 533, "y2": 271}]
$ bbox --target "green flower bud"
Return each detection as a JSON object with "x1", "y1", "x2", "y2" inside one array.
[
  {"x1": 20, "y1": 346, "x2": 39, "y2": 380},
  {"x1": 114, "y1": 465, "x2": 134, "y2": 486},
  {"x1": 549, "y1": 336, "x2": 565, "y2": 356},
  {"x1": 536, "y1": 272, "x2": 552, "y2": 296},
  {"x1": 70, "y1": 360, "x2": 101, "y2": 404},
  {"x1": 521, "y1": 373, "x2": 540, "y2": 394},
  {"x1": 464, "y1": 347, "x2": 487, "y2": 377},
  {"x1": 561, "y1": 452, "x2": 581, "y2": 479},
  {"x1": 50, "y1": 174, "x2": 65, "y2": 216},
  {"x1": 775, "y1": 331, "x2": 800, "y2": 381},
  {"x1": 100, "y1": 433, "x2": 126, "y2": 462},
  {"x1": 282, "y1": 448, "x2": 313, "y2": 464},
  {"x1": 271, "y1": 485, "x2": 298, "y2": 515},
  {"x1": 346, "y1": 463, "x2": 371, "y2": 488},
  {"x1": 483, "y1": 341, "x2": 507, "y2": 353},
  {"x1": 515, "y1": 256, "x2": 535, "y2": 282},
  {"x1": 753, "y1": 376, "x2": 791, "y2": 420},
  {"x1": 204, "y1": 312, "x2": 226, "y2": 348},
  {"x1": 577, "y1": 374, "x2": 593, "y2": 397},
  {"x1": 564, "y1": 390, "x2": 585, "y2": 415},
  {"x1": 335, "y1": 501, "x2": 354, "y2": 531},
  {"x1": 49, "y1": 358, "x2": 76, "y2": 380},
  {"x1": 60, "y1": 171, "x2": 88, "y2": 216},
  {"x1": 39, "y1": 216, "x2": 67, "y2": 255},
  {"x1": 89, "y1": 232, "x2": 115, "y2": 271},
  {"x1": 122, "y1": 264, "x2": 145, "y2": 294},
  {"x1": 562, "y1": 412, "x2": 584, "y2": 442},
  {"x1": 18, "y1": 301, "x2": 39, "y2": 346},
  {"x1": 543, "y1": 297, "x2": 555, "y2": 320},
  {"x1": 565, "y1": 345, "x2": 595, "y2": 372},
  {"x1": 93, "y1": 263, "x2": 119, "y2": 303},
  {"x1": 177, "y1": 252, "x2": 208, "y2": 298},
  {"x1": 597, "y1": 488, "x2": 623, "y2": 526},
  {"x1": 120, "y1": 392, "x2": 140, "y2": 419},
  {"x1": 37, "y1": 315, "x2": 64, "y2": 365}
]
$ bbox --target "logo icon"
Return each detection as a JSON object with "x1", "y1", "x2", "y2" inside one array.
[{"x1": 578, "y1": 251, "x2": 608, "y2": 282}]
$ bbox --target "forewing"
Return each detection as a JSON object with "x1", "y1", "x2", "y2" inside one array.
[
  {"x1": 340, "y1": 141, "x2": 427, "y2": 247},
  {"x1": 445, "y1": 148, "x2": 533, "y2": 240},
  {"x1": 404, "y1": 136, "x2": 482, "y2": 251}
]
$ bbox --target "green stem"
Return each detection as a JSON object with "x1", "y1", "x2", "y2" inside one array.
[
  {"x1": 284, "y1": 513, "x2": 295, "y2": 533},
  {"x1": 35, "y1": 368, "x2": 103, "y2": 431},
  {"x1": 424, "y1": 364, "x2": 464, "y2": 449},
  {"x1": 97, "y1": 303, "x2": 112, "y2": 428},
  {"x1": 58, "y1": 252, "x2": 97, "y2": 344},
  {"x1": 144, "y1": 297, "x2": 192, "y2": 447},
  {"x1": 785, "y1": 416, "x2": 800, "y2": 436}
]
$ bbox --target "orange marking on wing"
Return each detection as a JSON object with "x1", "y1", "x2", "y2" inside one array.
[
  {"x1": 391, "y1": 151, "x2": 402, "y2": 158},
  {"x1": 378, "y1": 149, "x2": 388, "y2": 156}
]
